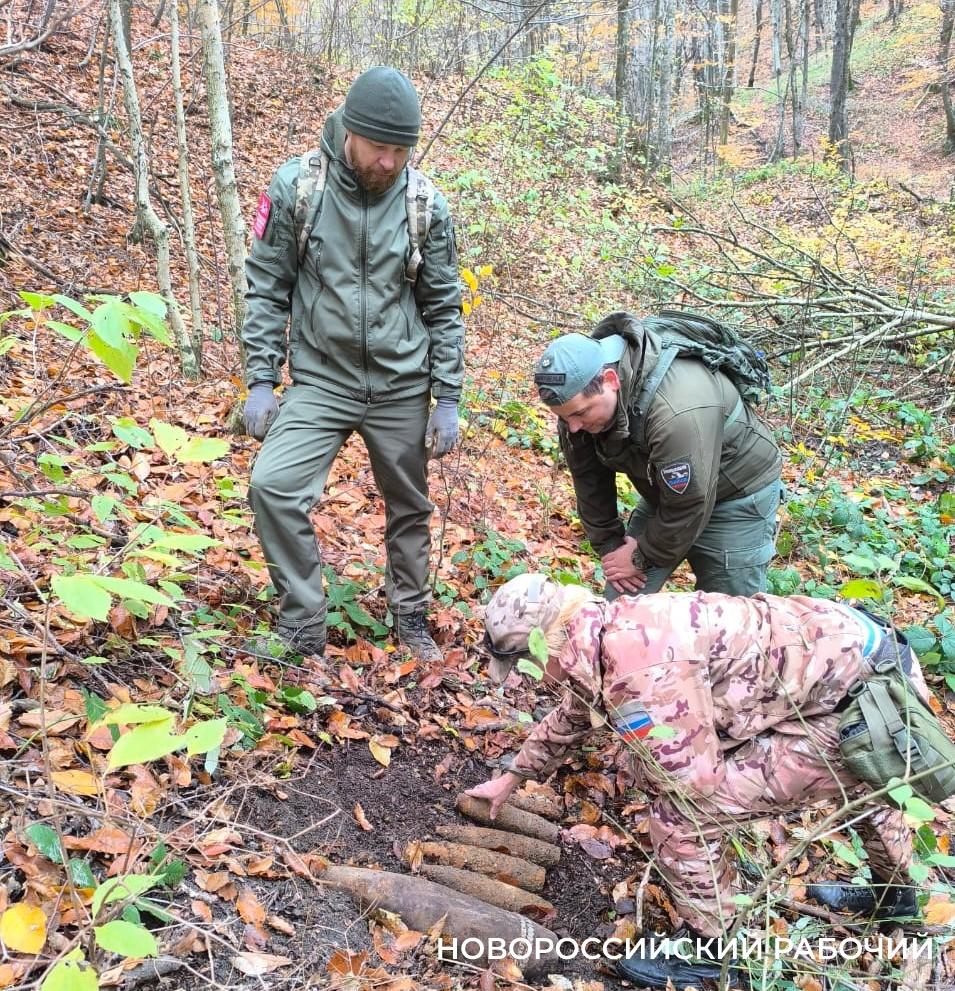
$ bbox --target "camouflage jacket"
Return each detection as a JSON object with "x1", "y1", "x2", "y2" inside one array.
[{"x1": 509, "y1": 592, "x2": 874, "y2": 798}]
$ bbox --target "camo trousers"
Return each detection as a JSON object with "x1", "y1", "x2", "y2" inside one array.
[{"x1": 647, "y1": 711, "x2": 913, "y2": 936}]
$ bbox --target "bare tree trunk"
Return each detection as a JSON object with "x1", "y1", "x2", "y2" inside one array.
[
  {"x1": 796, "y1": 0, "x2": 810, "y2": 150},
  {"x1": 942, "y1": 0, "x2": 955, "y2": 152},
  {"x1": 273, "y1": 0, "x2": 293, "y2": 48},
  {"x1": 769, "y1": 0, "x2": 787, "y2": 159},
  {"x1": 169, "y1": 0, "x2": 204, "y2": 373},
  {"x1": 84, "y1": 20, "x2": 111, "y2": 212},
  {"x1": 614, "y1": 0, "x2": 630, "y2": 176},
  {"x1": 655, "y1": 0, "x2": 676, "y2": 177},
  {"x1": 828, "y1": 0, "x2": 854, "y2": 171},
  {"x1": 719, "y1": 0, "x2": 739, "y2": 144},
  {"x1": 196, "y1": 0, "x2": 247, "y2": 338},
  {"x1": 108, "y1": 0, "x2": 197, "y2": 378},
  {"x1": 748, "y1": 0, "x2": 765, "y2": 87}
]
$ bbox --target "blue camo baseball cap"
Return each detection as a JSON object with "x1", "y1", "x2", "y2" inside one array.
[{"x1": 534, "y1": 333, "x2": 627, "y2": 406}]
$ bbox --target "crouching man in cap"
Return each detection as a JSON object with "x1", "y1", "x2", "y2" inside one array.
[
  {"x1": 241, "y1": 66, "x2": 465, "y2": 661},
  {"x1": 534, "y1": 314, "x2": 782, "y2": 599},
  {"x1": 466, "y1": 575, "x2": 936, "y2": 988}
]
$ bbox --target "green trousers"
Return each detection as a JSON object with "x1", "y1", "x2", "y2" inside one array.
[
  {"x1": 249, "y1": 385, "x2": 433, "y2": 629},
  {"x1": 606, "y1": 478, "x2": 783, "y2": 600}
]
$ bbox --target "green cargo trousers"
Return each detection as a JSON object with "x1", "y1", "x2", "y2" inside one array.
[
  {"x1": 249, "y1": 385, "x2": 433, "y2": 629},
  {"x1": 606, "y1": 479, "x2": 783, "y2": 600}
]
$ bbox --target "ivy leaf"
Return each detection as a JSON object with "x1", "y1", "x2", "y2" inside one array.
[
  {"x1": 98, "y1": 703, "x2": 175, "y2": 727},
  {"x1": 176, "y1": 436, "x2": 229, "y2": 463},
  {"x1": 146, "y1": 533, "x2": 219, "y2": 553},
  {"x1": 69, "y1": 858, "x2": 98, "y2": 888},
  {"x1": 40, "y1": 949, "x2": 100, "y2": 991},
  {"x1": 24, "y1": 823, "x2": 64, "y2": 864},
  {"x1": 149, "y1": 418, "x2": 188, "y2": 458},
  {"x1": 838, "y1": 579, "x2": 884, "y2": 601},
  {"x1": 516, "y1": 657, "x2": 545, "y2": 679},
  {"x1": 107, "y1": 721, "x2": 183, "y2": 771},
  {"x1": 528, "y1": 626, "x2": 549, "y2": 666},
  {"x1": 87, "y1": 331, "x2": 137, "y2": 383},
  {"x1": 904, "y1": 625, "x2": 937, "y2": 656},
  {"x1": 91, "y1": 874, "x2": 160, "y2": 919},
  {"x1": 52, "y1": 574, "x2": 111, "y2": 621},
  {"x1": 94, "y1": 920, "x2": 158, "y2": 958},
  {"x1": 182, "y1": 717, "x2": 228, "y2": 756},
  {"x1": 831, "y1": 841, "x2": 862, "y2": 868},
  {"x1": 903, "y1": 797, "x2": 936, "y2": 823},
  {"x1": 92, "y1": 577, "x2": 174, "y2": 607}
]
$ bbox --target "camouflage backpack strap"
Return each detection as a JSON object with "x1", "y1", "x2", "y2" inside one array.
[
  {"x1": 404, "y1": 165, "x2": 435, "y2": 284},
  {"x1": 295, "y1": 148, "x2": 329, "y2": 266}
]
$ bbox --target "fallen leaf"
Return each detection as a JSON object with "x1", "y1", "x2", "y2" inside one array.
[
  {"x1": 267, "y1": 914, "x2": 295, "y2": 936},
  {"x1": 0, "y1": 902, "x2": 47, "y2": 954},
  {"x1": 51, "y1": 770, "x2": 99, "y2": 796},
  {"x1": 327, "y1": 948, "x2": 367, "y2": 976},
  {"x1": 369, "y1": 737, "x2": 392, "y2": 767},
  {"x1": 236, "y1": 887, "x2": 266, "y2": 926},
  {"x1": 393, "y1": 930, "x2": 423, "y2": 952},
  {"x1": 924, "y1": 896, "x2": 955, "y2": 926},
  {"x1": 232, "y1": 951, "x2": 293, "y2": 976},
  {"x1": 353, "y1": 803, "x2": 373, "y2": 832},
  {"x1": 191, "y1": 900, "x2": 213, "y2": 923}
]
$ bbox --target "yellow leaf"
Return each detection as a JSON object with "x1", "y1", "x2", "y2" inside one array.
[
  {"x1": 923, "y1": 896, "x2": 955, "y2": 926},
  {"x1": 478, "y1": 265, "x2": 494, "y2": 278},
  {"x1": 368, "y1": 738, "x2": 391, "y2": 767},
  {"x1": 460, "y1": 268, "x2": 478, "y2": 293},
  {"x1": 471, "y1": 294, "x2": 483, "y2": 308},
  {"x1": 461, "y1": 301, "x2": 472, "y2": 317},
  {"x1": 51, "y1": 770, "x2": 99, "y2": 796},
  {"x1": 0, "y1": 903, "x2": 47, "y2": 954}
]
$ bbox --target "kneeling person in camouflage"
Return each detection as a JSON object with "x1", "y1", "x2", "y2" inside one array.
[
  {"x1": 241, "y1": 67, "x2": 465, "y2": 661},
  {"x1": 468, "y1": 575, "x2": 937, "y2": 988}
]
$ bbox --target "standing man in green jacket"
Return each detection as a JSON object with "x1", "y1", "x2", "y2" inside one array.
[
  {"x1": 534, "y1": 312, "x2": 782, "y2": 597},
  {"x1": 241, "y1": 67, "x2": 465, "y2": 661}
]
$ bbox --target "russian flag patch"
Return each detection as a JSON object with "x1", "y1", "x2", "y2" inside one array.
[
  {"x1": 613, "y1": 700, "x2": 655, "y2": 742},
  {"x1": 660, "y1": 460, "x2": 692, "y2": 494}
]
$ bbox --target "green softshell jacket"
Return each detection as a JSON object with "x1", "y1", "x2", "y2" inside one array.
[
  {"x1": 559, "y1": 316, "x2": 782, "y2": 567},
  {"x1": 241, "y1": 108, "x2": 464, "y2": 401}
]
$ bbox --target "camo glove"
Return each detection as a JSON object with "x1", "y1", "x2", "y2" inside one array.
[
  {"x1": 244, "y1": 382, "x2": 279, "y2": 440},
  {"x1": 426, "y1": 397, "x2": 459, "y2": 459}
]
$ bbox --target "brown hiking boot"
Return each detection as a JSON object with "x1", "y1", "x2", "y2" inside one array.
[{"x1": 395, "y1": 609, "x2": 442, "y2": 662}]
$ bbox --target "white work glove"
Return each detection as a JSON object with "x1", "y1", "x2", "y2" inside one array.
[{"x1": 426, "y1": 397, "x2": 459, "y2": 459}]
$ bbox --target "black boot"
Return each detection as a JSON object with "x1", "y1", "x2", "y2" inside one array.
[
  {"x1": 807, "y1": 877, "x2": 918, "y2": 920},
  {"x1": 614, "y1": 930, "x2": 747, "y2": 989},
  {"x1": 395, "y1": 609, "x2": 442, "y2": 662}
]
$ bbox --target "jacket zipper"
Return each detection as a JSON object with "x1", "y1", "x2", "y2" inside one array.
[{"x1": 359, "y1": 189, "x2": 369, "y2": 402}]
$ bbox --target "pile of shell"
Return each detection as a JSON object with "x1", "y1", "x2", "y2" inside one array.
[{"x1": 403, "y1": 790, "x2": 563, "y2": 922}]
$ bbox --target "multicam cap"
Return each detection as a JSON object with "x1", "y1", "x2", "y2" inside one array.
[
  {"x1": 534, "y1": 333, "x2": 626, "y2": 406},
  {"x1": 482, "y1": 573, "x2": 565, "y2": 683}
]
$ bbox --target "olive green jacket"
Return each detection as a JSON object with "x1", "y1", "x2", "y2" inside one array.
[
  {"x1": 241, "y1": 108, "x2": 464, "y2": 401},
  {"x1": 559, "y1": 322, "x2": 782, "y2": 567}
]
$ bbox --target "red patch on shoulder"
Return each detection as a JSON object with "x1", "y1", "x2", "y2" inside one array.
[{"x1": 252, "y1": 192, "x2": 271, "y2": 239}]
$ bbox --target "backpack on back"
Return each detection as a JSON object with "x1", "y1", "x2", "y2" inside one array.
[
  {"x1": 294, "y1": 148, "x2": 435, "y2": 284},
  {"x1": 592, "y1": 309, "x2": 772, "y2": 450}
]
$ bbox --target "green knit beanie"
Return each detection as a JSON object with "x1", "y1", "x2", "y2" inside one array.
[{"x1": 343, "y1": 66, "x2": 421, "y2": 147}]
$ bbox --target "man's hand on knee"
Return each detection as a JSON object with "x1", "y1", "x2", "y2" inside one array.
[{"x1": 602, "y1": 536, "x2": 647, "y2": 595}]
